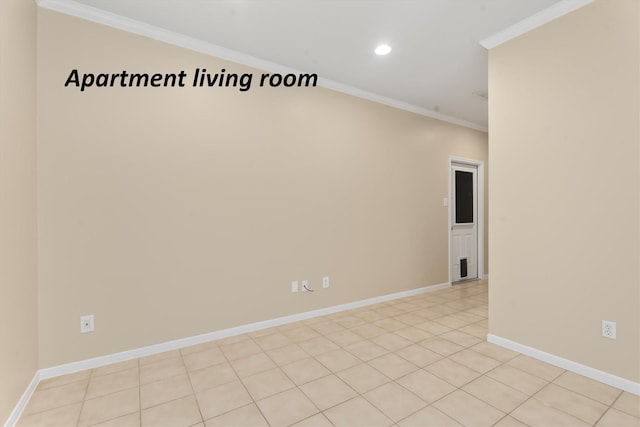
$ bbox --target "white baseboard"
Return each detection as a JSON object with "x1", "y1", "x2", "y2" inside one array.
[
  {"x1": 3, "y1": 371, "x2": 40, "y2": 427},
  {"x1": 6, "y1": 281, "x2": 448, "y2": 426},
  {"x1": 37, "y1": 281, "x2": 450, "y2": 381},
  {"x1": 487, "y1": 334, "x2": 640, "y2": 396}
]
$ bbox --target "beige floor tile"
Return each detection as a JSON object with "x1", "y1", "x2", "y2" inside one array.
[
  {"x1": 92, "y1": 360, "x2": 139, "y2": 378},
  {"x1": 613, "y1": 392, "x2": 640, "y2": 418},
  {"x1": 241, "y1": 367, "x2": 295, "y2": 400},
  {"x1": 315, "y1": 349, "x2": 361, "y2": 372},
  {"x1": 419, "y1": 337, "x2": 464, "y2": 357},
  {"x1": 368, "y1": 353, "x2": 418, "y2": 379},
  {"x1": 334, "y1": 315, "x2": 366, "y2": 329},
  {"x1": 492, "y1": 415, "x2": 528, "y2": 427},
  {"x1": 449, "y1": 348, "x2": 502, "y2": 373},
  {"x1": 140, "y1": 357, "x2": 186, "y2": 385},
  {"x1": 188, "y1": 362, "x2": 237, "y2": 393},
  {"x1": 298, "y1": 336, "x2": 340, "y2": 356},
  {"x1": 394, "y1": 313, "x2": 428, "y2": 326},
  {"x1": 397, "y1": 405, "x2": 462, "y2": 427},
  {"x1": 487, "y1": 364, "x2": 548, "y2": 395},
  {"x1": 204, "y1": 403, "x2": 268, "y2": 427},
  {"x1": 229, "y1": 352, "x2": 276, "y2": 378},
  {"x1": 78, "y1": 387, "x2": 139, "y2": 427},
  {"x1": 38, "y1": 370, "x2": 91, "y2": 390},
  {"x1": 440, "y1": 330, "x2": 483, "y2": 347},
  {"x1": 283, "y1": 326, "x2": 321, "y2": 342},
  {"x1": 393, "y1": 301, "x2": 419, "y2": 312},
  {"x1": 432, "y1": 315, "x2": 468, "y2": 329},
  {"x1": 511, "y1": 397, "x2": 590, "y2": 426},
  {"x1": 253, "y1": 332, "x2": 291, "y2": 351},
  {"x1": 393, "y1": 327, "x2": 433, "y2": 343},
  {"x1": 462, "y1": 375, "x2": 528, "y2": 413},
  {"x1": 219, "y1": 339, "x2": 262, "y2": 361},
  {"x1": 256, "y1": 388, "x2": 319, "y2": 426},
  {"x1": 266, "y1": 343, "x2": 309, "y2": 366},
  {"x1": 325, "y1": 329, "x2": 364, "y2": 347},
  {"x1": 414, "y1": 321, "x2": 452, "y2": 335},
  {"x1": 92, "y1": 412, "x2": 140, "y2": 427},
  {"x1": 299, "y1": 374, "x2": 357, "y2": 410},
  {"x1": 323, "y1": 396, "x2": 393, "y2": 427},
  {"x1": 596, "y1": 408, "x2": 640, "y2": 427},
  {"x1": 85, "y1": 367, "x2": 139, "y2": 400},
  {"x1": 363, "y1": 382, "x2": 426, "y2": 422},
  {"x1": 553, "y1": 371, "x2": 622, "y2": 405},
  {"x1": 336, "y1": 363, "x2": 391, "y2": 394},
  {"x1": 534, "y1": 383, "x2": 608, "y2": 424},
  {"x1": 309, "y1": 320, "x2": 346, "y2": 335},
  {"x1": 182, "y1": 347, "x2": 226, "y2": 372},
  {"x1": 396, "y1": 369, "x2": 455, "y2": 403},
  {"x1": 375, "y1": 306, "x2": 405, "y2": 318},
  {"x1": 424, "y1": 358, "x2": 481, "y2": 387},
  {"x1": 25, "y1": 380, "x2": 88, "y2": 415},
  {"x1": 371, "y1": 333, "x2": 413, "y2": 351},
  {"x1": 346, "y1": 340, "x2": 389, "y2": 361},
  {"x1": 290, "y1": 412, "x2": 334, "y2": 427},
  {"x1": 433, "y1": 389, "x2": 505, "y2": 427},
  {"x1": 458, "y1": 323, "x2": 488, "y2": 338},
  {"x1": 373, "y1": 318, "x2": 407, "y2": 332},
  {"x1": 350, "y1": 323, "x2": 387, "y2": 339},
  {"x1": 141, "y1": 395, "x2": 202, "y2": 427},
  {"x1": 394, "y1": 344, "x2": 442, "y2": 367},
  {"x1": 140, "y1": 372, "x2": 193, "y2": 409},
  {"x1": 16, "y1": 403, "x2": 82, "y2": 427},
  {"x1": 139, "y1": 350, "x2": 181, "y2": 366},
  {"x1": 281, "y1": 357, "x2": 331, "y2": 385},
  {"x1": 353, "y1": 310, "x2": 387, "y2": 323},
  {"x1": 469, "y1": 342, "x2": 519, "y2": 362},
  {"x1": 195, "y1": 380, "x2": 252, "y2": 420},
  {"x1": 19, "y1": 281, "x2": 635, "y2": 427},
  {"x1": 507, "y1": 355, "x2": 565, "y2": 381}
]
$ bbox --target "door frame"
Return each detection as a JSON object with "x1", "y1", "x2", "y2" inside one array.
[{"x1": 448, "y1": 156, "x2": 484, "y2": 284}]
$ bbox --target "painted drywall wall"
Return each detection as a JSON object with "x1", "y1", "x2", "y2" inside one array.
[
  {"x1": 37, "y1": 8, "x2": 488, "y2": 367},
  {"x1": 489, "y1": 0, "x2": 640, "y2": 382},
  {"x1": 0, "y1": 0, "x2": 39, "y2": 422}
]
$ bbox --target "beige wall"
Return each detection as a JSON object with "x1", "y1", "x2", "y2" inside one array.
[
  {"x1": 489, "y1": 0, "x2": 640, "y2": 382},
  {"x1": 0, "y1": 0, "x2": 39, "y2": 422},
  {"x1": 37, "y1": 9, "x2": 487, "y2": 367}
]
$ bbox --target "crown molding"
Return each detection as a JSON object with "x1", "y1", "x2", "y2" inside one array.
[
  {"x1": 480, "y1": 0, "x2": 594, "y2": 50},
  {"x1": 36, "y1": 0, "x2": 487, "y2": 133}
]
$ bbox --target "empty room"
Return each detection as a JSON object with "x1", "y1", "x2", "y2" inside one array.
[{"x1": 1, "y1": 0, "x2": 639, "y2": 426}]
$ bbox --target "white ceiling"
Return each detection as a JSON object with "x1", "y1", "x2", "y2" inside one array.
[{"x1": 44, "y1": 0, "x2": 585, "y2": 130}]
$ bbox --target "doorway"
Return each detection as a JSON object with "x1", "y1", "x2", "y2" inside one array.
[{"x1": 449, "y1": 157, "x2": 484, "y2": 284}]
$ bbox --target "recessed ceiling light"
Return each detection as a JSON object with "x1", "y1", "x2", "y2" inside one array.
[{"x1": 374, "y1": 44, "x2": 392, "y2": 56}]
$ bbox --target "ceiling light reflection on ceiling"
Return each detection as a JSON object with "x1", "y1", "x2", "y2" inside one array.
[{"x1": 374, "y1": 44, "x2": 392, "y2": 55}]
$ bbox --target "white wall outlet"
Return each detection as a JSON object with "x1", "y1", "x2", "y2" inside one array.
[
  {"x1": 291, "y1": 281, "x2": 299, "y2": 293},
  {"x1": 80, "y1": 314, "x2": 94, "y2": 333},
  {"x1": 322, "y1": 276, "x2": 330, "y2": 288},
  {"x1": 301, "y1": 280, "x2": 309, "y2": 292},
  {"x1": 602, "y1": 320, "x2": 616, "y2": 339},
  {"x1": 443, "y1": 197, "x2": 448, "y2": 207}
]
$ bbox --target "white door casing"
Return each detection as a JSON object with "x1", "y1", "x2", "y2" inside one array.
[{"x1": 449, "y1": 157, "x2": 484, "y2": 283}]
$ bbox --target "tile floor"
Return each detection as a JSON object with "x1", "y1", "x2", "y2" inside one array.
[{"x1": 17, "y1": 280, "x2": 640, "y2": 426}]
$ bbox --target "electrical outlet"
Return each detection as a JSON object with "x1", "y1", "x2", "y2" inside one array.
[
  {"x1": 80, "y1": 315, "x2": 94, "y2": 333},
  {"x1": 602, "y1": 320, "x2": 616, "y2": 339},
  {"x1": 322, "y1": 276, "x2": 330, "y2": 288},
  {"x1": 291, "y1": 281, "x2": 299, "y2": 293},
  {"x1": 302, "y1": 280, "x2": 309, "y2": 292}
]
